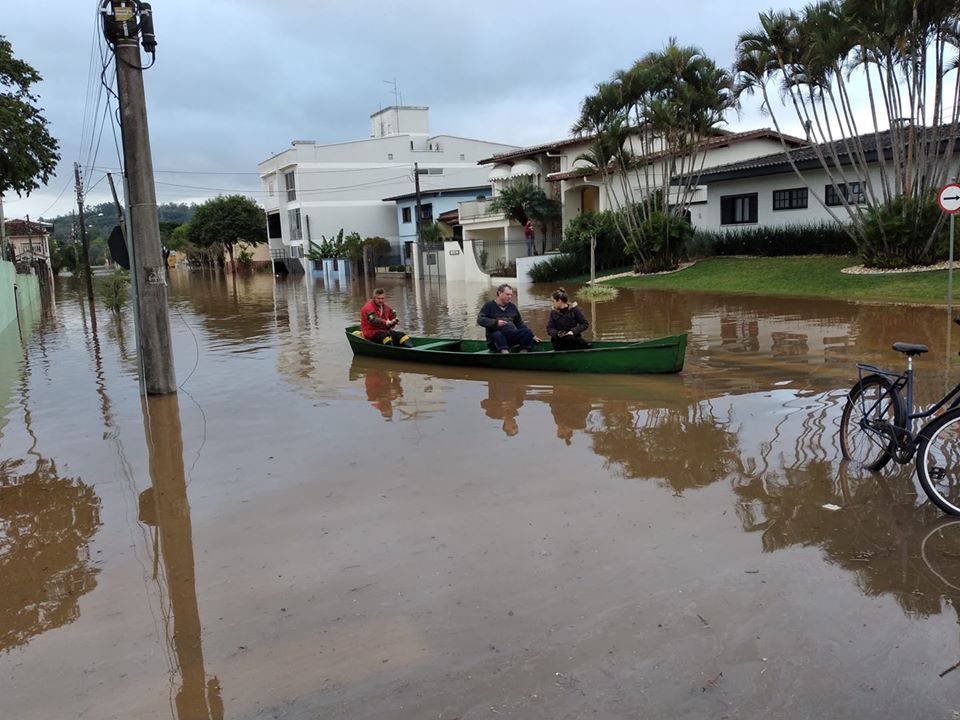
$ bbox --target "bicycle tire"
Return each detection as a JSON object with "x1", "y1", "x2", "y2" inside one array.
[
  {"x1": 915, "y1": 408, "x2": 960, "y2": 516},
  {"x1": 839, "y1": 374, "x2": 905, "y2": 471}
]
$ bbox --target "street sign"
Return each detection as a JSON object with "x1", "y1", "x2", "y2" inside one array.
[{"x1": 938, "y1": 183, "x2": 960, "y2": 214}]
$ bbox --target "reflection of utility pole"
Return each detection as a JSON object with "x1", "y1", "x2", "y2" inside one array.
[
  {"x1": 139, "y1": 395, "x2": 223, "y2": 720},
  {"x1": 101, "y1": 0, "x2": 176, "y2": 394},
  {"x1": 73, "y1": 163, "x2": 95, "y2": 302}
]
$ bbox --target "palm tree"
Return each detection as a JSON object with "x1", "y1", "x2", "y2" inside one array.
[
  {"x1": 733, "y1": 0, "x2": 960, "y2": 267},
  {"x1": 489, "y1": 182, "x2": 561, "y2": 253},
  {"x1": 573, "y1": 39, "x2": 734, "y2": 271}
]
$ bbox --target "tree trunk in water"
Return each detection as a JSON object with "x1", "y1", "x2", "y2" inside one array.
[{"x1": 226, "y1": 243, "x2": 235, "y2": 274}]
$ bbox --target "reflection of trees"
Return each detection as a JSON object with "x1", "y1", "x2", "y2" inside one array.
[
  {"x1": 0, "y1": 457, "x2": 101, "y2": 652},
  {"x1": 168, "y1": 271, "x2": 275, "y2": 347},
  {"x1": 735, "y1": 461, "x2": 960, "y2": 620},
  {"x1": 591, "y1": 401, "x2": 742, "y2": 492}
]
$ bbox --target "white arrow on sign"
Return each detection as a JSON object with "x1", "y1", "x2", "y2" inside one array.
[{"x1": 938, "y1": 183, "x2": 960, "y2": 214}]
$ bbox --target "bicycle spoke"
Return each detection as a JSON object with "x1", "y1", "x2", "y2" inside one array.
[{"x1": 919, "y1": 412, "x2": 960, "y2": 516}]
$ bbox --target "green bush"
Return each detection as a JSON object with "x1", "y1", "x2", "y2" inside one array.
[
  {"x1": 559, "y1": 210, "x2": 629, "y2": 271},
  {"x1": 859, "y1": 193, "x2": 945, "y2": 268},
  {"x1": 529, "y1": 253, "x2": 583, "y2": 283},
  {"x1": 692, "y1": 223, "x2": 856, "y2": 257},
  {"x1": 99, "y1": 269, "x2": 130, "y2": 313},
  {"x1": 626, "y1": 211, "x2": 693, "y2": 273}
]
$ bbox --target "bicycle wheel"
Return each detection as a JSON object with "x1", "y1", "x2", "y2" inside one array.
[
  {"x1": 916, "y1": 409, "x2": 960, "y2": 516},
  {"x1": 839, "y1": 374, "x2": 905, "y2": 471}
]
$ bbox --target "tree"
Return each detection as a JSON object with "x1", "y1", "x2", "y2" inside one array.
[
  {"x1": 0, "y1": 36, "x2": 60, "y2": 197},
  {"x1": 733, "y1": 1, "x2": 960, "y2": 267},
  {"x1": 363, "y1": 236, "x2": 391, "y2": 267},
  {"x1": 187, "y1": 195, "x2": 265, "y2": 272},
  {"x1": 489, "y1": 182, "x2": 562, "y2": 253},
  {"x1": 573, "y1": 39, "x2": 734, "y2": 272}
]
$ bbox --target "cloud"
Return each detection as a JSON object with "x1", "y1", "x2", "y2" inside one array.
[{"x1": 2, "y1": 0, "x2": 803, "y2": 219}]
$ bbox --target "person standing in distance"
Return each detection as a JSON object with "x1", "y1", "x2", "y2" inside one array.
[{"x1": 524, "y1": 219, "x2": 535, "y2": 256}]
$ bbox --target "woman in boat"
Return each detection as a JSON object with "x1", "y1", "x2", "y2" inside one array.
[{"x1": 547, "y1": 288, "x2": 590, "y2": 351}]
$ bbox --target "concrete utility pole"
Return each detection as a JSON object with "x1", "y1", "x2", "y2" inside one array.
[
  {"x1": 413, "y1": 162, "x2": 424, "y2": 247},
  {"x1": 102, "y1": 0, "x2": 176, "y2": 394},
  {"x1": 73, "y1": 162, "x2": 95, "y2": 301},
  {"x1": 0, "y1": 194, "x2": 7, "y2": 261}
]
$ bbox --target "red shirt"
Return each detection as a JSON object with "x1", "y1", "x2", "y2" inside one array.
[{"x1": 360, "y1": 299, "x2": 397, "y2": 339}]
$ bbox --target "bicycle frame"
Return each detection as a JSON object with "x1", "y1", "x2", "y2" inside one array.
[{"x1": 856, "y1": 358, "x2": 960, "y2": 439}]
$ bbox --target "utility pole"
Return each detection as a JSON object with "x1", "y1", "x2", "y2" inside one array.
[
  {"x1": 101, "y1": 1, "x2": 176, "y2": 395},
  {"x1": 413, "y1": 162, "x2": 424, "y2": 247},
  {"x1": 0, "y1": 194, "x2": 7, "y2": 261},
  {"x1": 73, "y1": 163, "x2": 95, "y2": 301}
]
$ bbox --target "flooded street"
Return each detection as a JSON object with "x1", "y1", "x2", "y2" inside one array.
[{"x1": 3, "y1": 271, "x2": 960, "y2": 719}]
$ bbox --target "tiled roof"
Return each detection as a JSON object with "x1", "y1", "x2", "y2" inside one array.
[
  {"x1": 381, "y1": 185, "x2": 490, "y2": 202},
  {"x1": 4, "y1": 219, "x2": 53, "y2": 237},
  {"x1": 437, "y1": 209, "x2": 460, "y2": 225},
  {"x1": 477, "y1": 136, "x2": 597, "y2": 165},
  {"x1": 546, "y1": 129, "x2": 807, "y2": 182},
  {"x1": 693, "y1": 124, "x2": 960, "y2": 183}
]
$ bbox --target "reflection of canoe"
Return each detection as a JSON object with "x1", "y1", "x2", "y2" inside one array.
[{"x1": 345, "y1": 325, "x2": 687, "y2": 374}]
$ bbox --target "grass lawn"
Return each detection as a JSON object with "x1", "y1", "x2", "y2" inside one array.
[{"x1": 605, "y1": 256, "x2": 957, "y2": 305}]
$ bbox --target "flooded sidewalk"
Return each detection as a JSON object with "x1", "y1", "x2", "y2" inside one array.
[{"x1": 2, "y1": 273, "x2": 959, "y2": 719}]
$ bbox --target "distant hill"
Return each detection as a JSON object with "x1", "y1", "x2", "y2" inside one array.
[{"x1": 47, "y1": 202, "x2": 196, "y2": 246}]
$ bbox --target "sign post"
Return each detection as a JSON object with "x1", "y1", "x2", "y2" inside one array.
[{"x1": 937, "y1": 183, "x2": 960, "y2": 315}]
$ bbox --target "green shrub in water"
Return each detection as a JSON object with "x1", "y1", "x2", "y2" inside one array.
[
  {"x1": 99, "y1": 269, "x2": 130, "y2": 313},
  {"x1": 577, "y1": 285, "x2": 619, "y2": 302}
]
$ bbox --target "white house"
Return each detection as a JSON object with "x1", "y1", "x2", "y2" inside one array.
[
  {"x1": 692, "y1": 126, "x2": 960, "y2": 232},
  {"x1": 258, "y1": 106, "x2": 517, "y2": 273},
  {"x1": 449, "y1": 129, "x2": 806, "y2": 283}
]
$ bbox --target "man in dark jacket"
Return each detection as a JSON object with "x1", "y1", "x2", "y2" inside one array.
[{"x1": 477, "y1": 284, "x2": 539, "y2": 353}]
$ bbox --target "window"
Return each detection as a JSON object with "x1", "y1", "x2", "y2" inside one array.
[
  {"x1": 267, "y1": 212, "x2": 281, "y2": 239},
  {"x1": 773, "y1": 187, "x2": 808, "y2": 210},
  {"x1": 401, "y1": 207, "x2": 412, "y2": 223},
  {"x1": 387, "y1": 153, "x2": 394, "y2": 160},
  {"x1": 420, "y1": 203, "x2": 433, "y2": 223},
  {"x1": 427, "y1": 168, "x2": 443, "y2": 175},
  {"x1": 459, "y1": 154, "x2": 466, "y2": 160},
  {"x1": 720, "y1": 193, "x2": 758, "y2": 225},
  {"x1": 284, "y1": 171, "x2": 296, "y2": 202},
  {"x1": 267, "y1": 180, "x2": 275, "y2": 197},
  {"x1": 287, "y1": 208, "x2": 302, "y2": 241},
  {"x1": 825, "y1": 181, "x2": 865, "y2": 206}
]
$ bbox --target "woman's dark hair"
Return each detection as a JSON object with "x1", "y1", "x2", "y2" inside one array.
[{"x1": 551, "y1": 288, "x2": 568, "y2": 303}]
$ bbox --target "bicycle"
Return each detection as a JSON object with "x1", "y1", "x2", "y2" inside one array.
[{"x1": 839, "y1": 322, "x2": 960, "y2": 516}]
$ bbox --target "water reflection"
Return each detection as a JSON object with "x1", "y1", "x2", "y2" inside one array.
[
  {"x1": 737, "y1": 461, "x2": 960, "y2": 660},
  {"x1": 139, "y1": 394, "x2": 222, "y2": 720},
  {"x1": 0, "y1": 457, "x2": 101, "y2": 653},
  {"x1": 481, "y1": 380, "x2": 525, "y2": 437},
  {"x1": 361, "y1": 366, "x2": 404, "y2": 420}
]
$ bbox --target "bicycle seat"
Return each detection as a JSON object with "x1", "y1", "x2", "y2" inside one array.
[{"x1": 892, "y1": 342, "x2": 928, "y2": 356}]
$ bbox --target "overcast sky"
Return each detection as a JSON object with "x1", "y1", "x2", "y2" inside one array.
[{"x1": 4, "y1": 0, "x2": 802, "y2": 221}]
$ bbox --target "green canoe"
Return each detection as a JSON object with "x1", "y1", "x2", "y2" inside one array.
[{"x1": 345, "y1": 326, "x2": 687, "y2": 374}]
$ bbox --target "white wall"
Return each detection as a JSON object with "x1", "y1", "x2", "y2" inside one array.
[
  {"x1": 259, "y1": 127, "x2": 516, "y2": 256},
  {"x1": 696, "y1": 165, "x2": 885, "y2": 231}
]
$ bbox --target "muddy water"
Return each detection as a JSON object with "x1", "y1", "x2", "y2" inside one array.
[{"x1": 3, "y1": 272, "x2": 960, "y2": 719}]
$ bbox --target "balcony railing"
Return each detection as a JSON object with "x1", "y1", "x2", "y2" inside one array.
[{"x1": 458, "y1": 199, "x2": 505, "y2": 222}]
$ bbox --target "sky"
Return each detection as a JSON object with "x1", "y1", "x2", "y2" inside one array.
[{"x1": 3, "y1": 0, "x2": 804, "y2": 221}]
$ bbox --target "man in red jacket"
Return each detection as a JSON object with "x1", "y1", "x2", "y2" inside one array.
[{"x1": 360, "y1": 288, "x2": 413, "y2": 347}]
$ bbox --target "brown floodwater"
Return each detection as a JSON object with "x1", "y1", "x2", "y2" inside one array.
[{"x1": 3, "y1": 270, "x2": 960, "y2": 719}]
